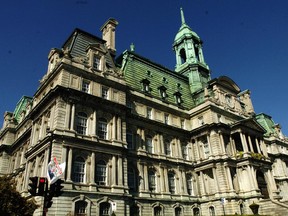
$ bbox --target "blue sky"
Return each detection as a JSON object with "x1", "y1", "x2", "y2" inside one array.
[{"x1": 1, "y1": 0, "x2": 288, "y2": 135}]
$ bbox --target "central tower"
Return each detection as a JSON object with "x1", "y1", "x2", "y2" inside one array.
[{"x1": 173, "y1": 8, "x2": 211, "y2": 93}]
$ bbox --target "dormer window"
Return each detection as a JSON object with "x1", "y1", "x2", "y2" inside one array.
[
  {"x1": 141, "y1": 79, "x2": 150, "y2": 93},
  {"x1": 158, "y1": 86, "x2": 167, "y2": 99},
  {"x1": 93, "y1": 55, "x2": 101, "y2": 71},
  {"x1": 174, "y1": 92, "x2": 183, "y2": 105}
]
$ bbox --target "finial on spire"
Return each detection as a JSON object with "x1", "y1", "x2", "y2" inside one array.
[{"x1": 180, "y1": 7, "x2": 186, "y2": 24}]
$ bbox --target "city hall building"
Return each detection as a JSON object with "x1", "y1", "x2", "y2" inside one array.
[{"x1": 1, "y1": 9, "x2": 288, "y2": 216}]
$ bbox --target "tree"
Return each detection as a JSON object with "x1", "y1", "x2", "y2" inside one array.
[{"x1": 0, "y1": 175, "x2": 37, "y2": 216}]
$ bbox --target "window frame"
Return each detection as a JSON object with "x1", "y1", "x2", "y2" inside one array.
[
  {"x1": 98, "y1": 118, "x2": 108, "y2": 139},
  {"x1": 76, "y1": 112, "x2": 88, "y2": 135},
  {"x1": 96, "y1": 160, "x2": 107, "y2": 186},
  {"x1": 73, "y1": 156, "x2": 86, "y2": 183}
]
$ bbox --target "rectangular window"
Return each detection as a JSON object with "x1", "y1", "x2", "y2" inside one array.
[
  {"x1": 93, "y1": 56, "x2": 101, "y2": 70},
  {"x1": 164, "y1": 114, "x2": 169, "y2": 124},
  {"x1": 82, "y1": 80, "x2": 90, "y2": 93},
  {"x1": 96, "y1": 164, "x2": 106, "y2": 185},
  {"x1": 98, "y1": 121, "x2": 107, "y2": 139},
  {"x1": 168, "y1": 174, "x2": 175, "y2": 194},
  {"x1": 182, "y1": 144, "x2": 188, "y2": 160},
  {"x1": 147, "y1": 107, "x2": 152, "y2": 119},
  {"x1": 146, "y1": 137, "x2": 153, "y2": 153},
  {"x1": 165, "y1": 142, "x2": 171, "y2": 156},
  {"x1": 180, "y1": 119, "x2": 185, "y2": 129},
  {"x1": 102, "y1": 86, "x2": 109, "y2": 99},
  {"x1": 126, "y1": 132, "x2": 134, "y2": 150}
]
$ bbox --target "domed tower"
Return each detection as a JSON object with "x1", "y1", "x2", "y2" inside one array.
[{"x1": 173, "y1": 8, "x2": 211, "y2": 93}]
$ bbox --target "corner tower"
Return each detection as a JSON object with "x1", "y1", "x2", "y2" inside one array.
[{"x1": 173, "y1": 8, "x2": 210, "y2": 93}]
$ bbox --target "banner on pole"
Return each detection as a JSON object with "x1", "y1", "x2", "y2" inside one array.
[{"x1": 47, "y1": 157, "x2": 66, "y2": 184}]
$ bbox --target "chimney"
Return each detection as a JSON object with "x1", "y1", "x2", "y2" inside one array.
[{"x1": 100, "y1": 18, "x2": 119, "y2": 55}]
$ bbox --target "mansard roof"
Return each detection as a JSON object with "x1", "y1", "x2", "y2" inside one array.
[
  {"x1": 117, "y1": 50, "x2": 196, "y2": 109},
  {"x1": 62, "y1": 28, "x2": 115, "y2": 69}
]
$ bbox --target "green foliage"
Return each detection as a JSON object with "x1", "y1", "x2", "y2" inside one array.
[{"x1": 0, "y1": 175, "x2": 37, "y2": 216}]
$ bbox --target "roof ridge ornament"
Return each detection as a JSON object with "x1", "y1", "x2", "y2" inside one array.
[{"x1": 180, "y1": 7, "x2": 186, "y2": 25}]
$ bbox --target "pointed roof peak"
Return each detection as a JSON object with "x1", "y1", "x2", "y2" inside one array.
[{"x1": 180, "y1": 7, "x2": 186, "y2": 25}]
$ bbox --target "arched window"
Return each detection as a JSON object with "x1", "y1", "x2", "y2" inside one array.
[
  {"x1": 193, "y1": 207, "x2": 200, "y2": 216},
  {"x1": 148, "y1": 170, "x2": 156, "y2": 192},
  {"x1": 182, "y1": 143, "x2": 188, "y2": 160},
  {"x1": 154, "y1": 206, "x2": 162, "y2": 216},
  {"x1": 186, "y1": 174, "x2": 193, "y2": 195},
  {"x1": 209, "y1": 206, "x2": 215, "y2": 216},
  {"x1": 146, "y1": 136, "x2": 153, "y2": 153},
  {"x1": 175, "y1": 207, "x2": 182, "y2": 216},
  {"x1": 73, "y1": 157, "x2": 85, "y2": 183},
  {"x1": 165, "y1": 140, "x2": 171, "y2": 156},
  {"x1": 128, "y1": 167, "x2": 137, "y2": 192},
  {"x1": 168, "y1": 172, "x2": 176, "y2": 194},
  {"x1": 75, "y1": 200, "x2": 87, "y2": 216},
  {"x1": 96, "y1": 160, "x2": 107, "y2": 185},
  {"x1": 98, "y1": 118, "x2": 107, "y2": 139},
  {"x1": 100, "y1": 202, "x2": 111, "y2": 216},
  {"x1": 76, "y1": 112, "x2": 88, "y2": 135},
  {"x1": 180, "y1": 48, "x2": 187, "y2": 64}
]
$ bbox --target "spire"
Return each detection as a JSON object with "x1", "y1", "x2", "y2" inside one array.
[{"x1": 180, "y1": 7, "x2": 186, "y2": 25}]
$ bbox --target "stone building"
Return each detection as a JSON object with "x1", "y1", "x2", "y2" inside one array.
[{"x1": 1, "y1": 8, "x2": 288, "y2": 216}]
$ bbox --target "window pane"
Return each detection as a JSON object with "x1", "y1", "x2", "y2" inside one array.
[
  {"x1": 73, "y1": 158, "x2": 85, "y2": 183},
  {"x1": 102, "y1": 87, "x2": 109, "y2": 99},
  {"x1": 146, "y1": 137, "x2": 153, "y2": 153},
  {"x1": 93, "y1": 56, "x2": 100, "y2": 70},
  {"x1": 149, "y1": 171, "x2": 156, "y2": 192},
  {"x1": 75, "y1": 201, "x2": 87, "y2": 216},
  {"x1": 100, "y1": 202, "x2": 111, "y2": 216},
  {"x1": 168, "y1": 173, "x2": 175, "y2": 194},
  {"x1": 82, "y1": 81, "x2": 89, "y2": 93},
  {"x1": 76, "y1": 112, "x2": 87, "y2": 135},
  {"x1": 98, "y1": 119, "x2": 107, "y2": 139},
  {"x1": 96, "y1": 161, "x2": 106, "y2": 185}
]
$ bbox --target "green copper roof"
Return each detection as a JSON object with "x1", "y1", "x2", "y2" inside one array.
[
  {"x1": 174, "y1": 8, "x2": 200, "y2": 45},
  {"x1": 13, "y1": 96, "x2": 32, "y2": 123},
  {"x1": 255, "y1": 113, "x2": 276, "y2": 136},
  {"x1": 117, "y1": 50, "x2": 196, "y2": 109}
]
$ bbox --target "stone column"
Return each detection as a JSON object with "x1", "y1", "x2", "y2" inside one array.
[
  {"x1": 67, "y1": 147, "x2": 73, "y2": 181},
  {"x1": 219, "y1": 132, "x2": 226, "y2": 154},
  {"x1": 207, "y1": 134, "x2": 212, "y2": 155},
  {"x1": 118, "y1": 156, "x2": 123, "y2": 186},
  {"x1": 117, "y1": 116, "x2": 122, "y2": 141},
  {"x1": 178, "y1": 170, "x2": 183, "y2": 194},
  {"x1": 64, "y1": 103, "x2": 71, "y2": 129},
  {"x1": 112, "y1": 156, "x2": 117, "y2": 186},
  {"x1": 247, "y1": 135, "x2": 254, "y2": 152},
  {"x1": 70, "y1": 103, "x2": 75, "y2": 130},
  {"x1": 91, "y1": 110, "x2": 97, "y2": 136},
  {"x1": 159, "y1": 166, "x2": 165, "y2": 193},
  {"x1": 112, "y1": 116, "x2": 116, "y2": 140},
  {"x1": 160, "y1": 134, "x2": 164, "y2": 155},
  {"x1": 213, "y1": 167, "x2": 220, "y2": 193},
  {"x1": 240, "y1": 132, "x2": 249, "y2": 152},
  {"x1": 143, "y1": 164, "x2": 149, "y2": 191},
  {"x1": 226, "y1": 166, "x2": 234, "y2": 191},
  {"x1": 164, "y1": 168, "x2": 169, "y2": 192},
  {"x1": 62, "y1": 146, "x2": 68, "y2": 180},
  {"x1": 34, "y1": 156, "x2": 40, "y2": 176},
  {"x1": 90, "y1": 152, "x2": 95, "y2": 184},
  {"x1": 255, "y1": 138, "x2": 261, "y2": 153}
]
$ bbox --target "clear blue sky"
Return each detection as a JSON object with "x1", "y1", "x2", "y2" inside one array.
[{"x1": 1, "y1": 0, "x2": 288, "y2": 135}]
